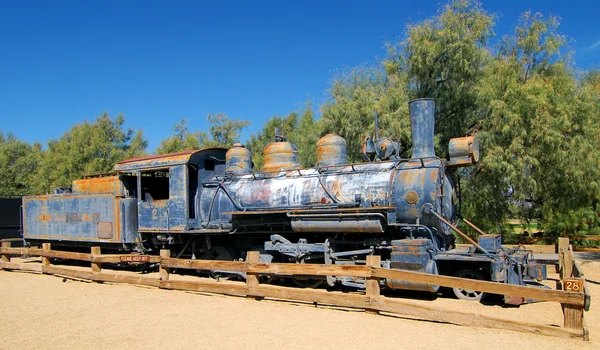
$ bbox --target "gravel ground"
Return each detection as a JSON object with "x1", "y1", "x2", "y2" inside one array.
[{"x1": 1, "y1": 259, "x2": 599, "y2": 350}]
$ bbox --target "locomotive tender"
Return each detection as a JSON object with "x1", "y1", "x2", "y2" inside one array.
[{"x1": 22, "y1": 99, "x2": 546, "y2": 302}]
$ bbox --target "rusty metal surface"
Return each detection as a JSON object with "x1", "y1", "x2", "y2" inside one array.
[
  {"x1": 394, "y1": 159, "x2": 443, "y2": 226},
  {"x1": 316, "y1": 134, "x2": 347, "y2": 167},
  {"x1": 200, "y1": 155, "x2": 457, "y2": 236},
  {"x1": 387, "y1": 239, "x2": 439, "y2": 292},
  {"x1": 138, "y1": 164, "x2": 188, "y2": 232},
  {"x1": 136, "y1": 148, "x2": 227, "y2": 232},
  {"x1": 114, "y1": 150, "x2": 198, "y2": 170},
  {"x1": 22, "y1": 194, "x2": 138, "y2": 243},
  {"x1": 375, "y1": 138, "x2": 398, "y2": 160},
  {"x1": 409, "y1": 98, "x2": 436, "y2": 158},
  {"x1": 260, "y1": 141, "x2": 301, "y2": 173},
  {"x1": 200, "y1": 162, "x2": 395, "y2": 229},
  {"x1": 361, "y1": 136, "x2": 376, "y2": 161},
  {"x1": 478, "y1": 234, "x2": 502, "y2": 251},
  {"x1": 291, "y1": 219, "x2": 384, "y2": 233},
  {"x1": 226, "y1": 207, "x2": 396, "y2": 215},
  {"x1": 72, "y1": 176, "x2": 125, "y2": 196},
  {"x1": 97, "y1": 222, "x2": 113, "y2": 239},
  {"x1": 114, "y1": 148, "x2": 227, "y2": 172},
  {"x1": 447, "y1": 135, "x2": 480, "y2": 168},
  {"x1": 226, "y1": 143, "x2": 252, "y2": 175}
]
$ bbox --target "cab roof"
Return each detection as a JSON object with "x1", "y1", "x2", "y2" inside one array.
[{"x1": 113, "y1": 148, "x2": 227, "y2": 172}]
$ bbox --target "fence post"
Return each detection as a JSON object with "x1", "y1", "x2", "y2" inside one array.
[
  {"x1": 41, "y1": 243, "x2": 51, "y2": 267},
  {"x1": 562, "y1": 245, "x2": 573, "y2": 279},
  {"x1": 245, "y1": 251, "x2": 260, "y2": 299},
  {"x1": 366, "y1": 255, "x2": 381, "y2": 315},
  {"x1": 91, "y1": 246, "x2": 101, "y2": 273},
  {"x1": 556, "y1": 237, "x2": 569, "y2": 274},
  {"x1": 558, "y1": 241, "x2": 585, "y2": 336},
  {"x1": 1, "y1": 241, "x2": 11, "y2": 264},
  {"x1": 159, "y1": 249, "x2": 170, "y2": 281},
  {"x1": 562, "y1": 276, "x2": 585, "y2": 333}
]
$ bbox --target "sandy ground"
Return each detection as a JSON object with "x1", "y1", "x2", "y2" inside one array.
[{"x1": 1, "y1": 259, "x2": 599, "y2": 350}]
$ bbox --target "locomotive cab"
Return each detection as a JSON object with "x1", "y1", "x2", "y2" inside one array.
[{"x1": 113, "y1": 148, "x2": 227, "y2": 235}]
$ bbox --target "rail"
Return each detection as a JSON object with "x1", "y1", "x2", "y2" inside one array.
[{"x1": 0, "y1": 239, "x2": 590, "y2": 341}]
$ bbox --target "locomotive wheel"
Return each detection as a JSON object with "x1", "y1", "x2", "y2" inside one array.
[
  {"x1": 247, "y1": 246, "x2": 277, "y2": 284},
  {"x1": 452, "y1": 269, "x2": 485, "y2": 301},
  {"x1": 207, "y1": 246, "x2": 238, "y2": 280},
  {"x1": 292, "y1": 276, "x2": 324, "y2": 289},
  {"x1": 292, "y1": 259, "x2": 324, "y2": 289}
]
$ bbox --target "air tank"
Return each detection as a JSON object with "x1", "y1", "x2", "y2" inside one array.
[
  {"x1": 225, "y1": 143, "x2": 253, "y2": 175},
  {"x1": 316, "y1": 134, "x2": 348, "y2": 167}
]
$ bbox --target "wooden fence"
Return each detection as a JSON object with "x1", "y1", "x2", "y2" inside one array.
[{"x1": 0, "y1": 240, "x2": 591, "y2": 341}]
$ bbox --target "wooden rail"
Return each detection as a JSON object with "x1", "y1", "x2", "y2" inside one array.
[{"x1": 0, "y1": 240, "x2": 590, "y2": 340}]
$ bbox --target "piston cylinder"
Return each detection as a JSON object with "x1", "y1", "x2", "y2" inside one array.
[{"x1": 386, "y1": 239, "x2": 440, "y2": 292}]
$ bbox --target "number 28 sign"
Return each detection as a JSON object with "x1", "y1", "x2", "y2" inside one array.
[{"x1": 564, "y1": 279, "x2": 583, "y2": 292}]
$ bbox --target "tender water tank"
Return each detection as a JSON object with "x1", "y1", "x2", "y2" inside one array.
[
  {"x1": 260, "y1": 141, "x2": 301, "y2": 173},
  {"x1": 316, "y1": 134, "x2": 348, "y2": 167},
  {"x1": 225, "y1": 143, "x2": 253, "y2": 175}
]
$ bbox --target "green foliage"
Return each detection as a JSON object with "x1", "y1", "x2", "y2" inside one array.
[
  {"x1": 320, "y1": 66, "x2": 410, "y2": 162},
  {"x1": 462, "y1": 12, "x2": 600, "y2": 236},
  {"x1": 316, "y1": 0, "x2": 598, "y2": 237},
  {"x1": 157, "y1": 113, "x2": 250, "y2": 154},
  {"x1": 320, "y1": 0, "x2": 493, "y2": 161},
  {"x1": 387, "y1": 0, "x2": 494, "y2": 155},
  {"x1": 246, "y1": 112, "x2": 299, "y2": 169},
  {"x1": 156, "y1": 119, "x2": 208, "y2": 154},
  {"x1": 288, "y1": 103, "x2": 319, "y2": 167},
  {"x1": 37, "y1": 113, "x2": 147, "y2": 193},
  {"x1": 246, "y1": 103, "x2": 319, "y2": 169},
  {"x1": 204, "y1": 113, "x2": 251, "y2": 148},
  {"x1": 0, "y1": 132, "x2": 42, "y2": 196}
]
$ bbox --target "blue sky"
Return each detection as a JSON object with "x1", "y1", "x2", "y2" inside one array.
[{"x1": 1, "y1": 0, "x2": 598, "y2": 152}]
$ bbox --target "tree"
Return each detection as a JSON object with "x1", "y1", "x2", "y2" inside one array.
[
  {"x1": 288, "y1": 103, "x2": 319, "y2": 167},
  {"x1": 36, "y1": 113, "x2": 147, "y2": 193},
  {"x1": 246, "y1": 112, "x2": 299, "y2": 169},
  {"x1": 157, "y1": 113, "x2": 250, "y2": 154},
  {"x1": 320, "y1": 65, "x2": 410, "y2": 162},
  {"x1": 205, "y1": 113, "x2": 251, "y2": 149},
  {"x1": 0, "y1": 132, "x2": 42, "y2": 196},
  {"x1": 317, "y1": 1, "x2": 600, "y2": 238},
  {"x1": 156, "y1": 119, "x2": 208, "y2": 154},
  {"x1": 385, "y1": 0, "x2": 494, "y2": 155},
  {"x1": 246, "y1": 103, "x2": 320, "y2": 169},
  {"x1": 463, "y1": 12, "x2": 600, "y2": 236}
]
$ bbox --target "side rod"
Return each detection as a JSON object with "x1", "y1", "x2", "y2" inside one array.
[{"x1": 462, "y1": 217, "x2": 487, "y2": 237}]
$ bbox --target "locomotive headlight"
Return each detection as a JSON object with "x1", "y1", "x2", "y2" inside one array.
[{"x1": 447, "y1": 136, "x2": 480, "y2": 168}]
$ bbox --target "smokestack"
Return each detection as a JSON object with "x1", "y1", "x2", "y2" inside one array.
[{"x1": 409, "y1": 98, "x2": 435, "y2": 158}]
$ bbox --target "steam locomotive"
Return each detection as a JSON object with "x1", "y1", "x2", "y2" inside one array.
[{"x1": 22, "y1": 99, "x2": 546, "y2": 301}]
